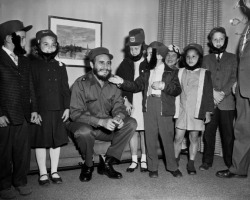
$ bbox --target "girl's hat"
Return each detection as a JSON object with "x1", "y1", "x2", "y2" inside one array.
[
  {"x1": 149, "y1": 41, "x2": 169, "y2": 58},
  {"x1": 183, "y1": 43, "x2": 203, "y2": 55},
  {"x1": 36, "y1": 30, "x2": 57, "y2": 43}
]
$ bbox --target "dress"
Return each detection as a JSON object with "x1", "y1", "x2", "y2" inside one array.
[
  {"x1": 176, "y1": 69, "x2": 205, "y2": 131},
  {"x1": 30, "y1": 54, "x2": 70, "y2": 148},
  {"x1": 131, "y1": 58, "x2": 144, "y2": 131}
]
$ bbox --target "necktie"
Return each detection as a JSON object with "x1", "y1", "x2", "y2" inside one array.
[
  {"x1": 217, "y1": 55, "x2": 220, "y2": 63},
  {"x1": 10, "y1": 53, "x2": 18, "y2": 65}
]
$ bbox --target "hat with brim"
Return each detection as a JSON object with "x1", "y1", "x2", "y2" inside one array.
[
  {"x1": 0, "y1": 20, "x2": 32, "y2": 40},
  {"x1": 183, "y1": 43, "x2": 203, "y2": 55},
  {"x1": 36, "y1": 30, "x2": 57, "y2": 43},
  {"x1": 149, "y1": 41, "x2": 169, "y2": 58},
  {"x1": 126, "y1": 28, "x2": 145, "y2": 46},
  {"x1": 88, "y1": 47, "x2": 113, "y2": 61}
]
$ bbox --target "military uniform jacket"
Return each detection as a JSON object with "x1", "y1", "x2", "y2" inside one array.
[
  {"x1": 0, "y1": 48, "x2": 37, "y2": 125},
  {"x1": 31, "y1": 57, "x2": 70, "y2": 112}
]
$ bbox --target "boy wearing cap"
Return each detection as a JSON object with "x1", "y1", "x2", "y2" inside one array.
[
  {"x1": 200, "y1": 27, "x2": 237, "y2": 171},
  {"x1": 0, "y1": 20, "x2": 38, "y2": 199},
  {"x1": 116, "y1": 28, "x2": 148, "y2": 172},
  {"x1": 67, "y1": 47, "x2": 137, "y2": 182},
  {"x1": 30, "y1": 30, "x2": 71, "y2": 185},
  {"x1": 109, "y1": 41, "x2": 182, "y2": 178}
]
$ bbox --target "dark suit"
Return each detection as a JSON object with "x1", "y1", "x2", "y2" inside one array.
[
  {"x1": 0, "y1": 48, "x2": 37, "y2": 190},
  {"x1": 229, "y1": 23, "x2": 250, "y2": 175},
  {"x1": 202, "y1": 52, "x2": 237, "y2": 167}
]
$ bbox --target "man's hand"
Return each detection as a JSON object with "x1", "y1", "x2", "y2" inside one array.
[
  {"x1": 99, "y1": 118, "x2": 116, "y2": 131},
  {"x1": 124, "y1": 97, "x2": 133, "y2": 115},
  {"x1": 232, "y1": 82, "x2": 237, "y2": 95},
  {"x1": 108, "y1": 75, "x2": 124, "y2": 85},
  {"x1": 213, "y1": 89, "x2": 225, "y2": 105},
  {"x1": 0, "y1": 116, "x2": 9, "y2": 127},
  {"x1": 151, "y1": 81, "x2": 165, "y2": 90},
  {"x1": 204, "y1": 112, "x2": 211, "y2": 124},
  {"x1": 62, "y1": 109, "x2": 70, "y2": 122},
  {"x1": 113, "y1": 115, "x2": 124, "y2": 129}
]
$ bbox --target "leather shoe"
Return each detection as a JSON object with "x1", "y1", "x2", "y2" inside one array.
[
  {"x1": 126, "y1": 161, "x2": 138, "y2": 172},
  {"x1": 216, "y1": 169, "x2": 247, "y2": 178},
  {"x1": 80, "y1": 163, "x2": 94, "y2": 182},
  {"x1": 140, "y1": 161, "x2": 148, "y2": 172},
  {"x1": 97, "y1": 155, "x2": 122, "y2": 179},
  {"x1": 38, "y1": 174, "x2": 50, "y2": 186},
  {"x1": 169, "y1": 169, "x2": 183, "y2": 177},
  {"x1": 0, "y1": 188, "x2": 16, "y2": 199},
  {"x1": 50, "y1": 172, "x2": 63, "y2": 184},
  {"x1": 15, "y1": 185, "x2": 32, "y2": 196},
  {"x1": 199, "y1": 163, "x2": 211, "y2": 171},
  {"x1": 149, "y1": 171, "x2": 158, "y2": 178},
  {"x1": 187, "y1": 161, "x2": 196, "y2": 175}
]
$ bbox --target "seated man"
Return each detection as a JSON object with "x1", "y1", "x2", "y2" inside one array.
[{"x1": 67, "y1": 47, "x2": 137, "y2": 182}]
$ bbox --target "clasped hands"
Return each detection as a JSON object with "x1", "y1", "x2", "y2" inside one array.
[
  {"x1": 213, "y1": 89, "x2": 225, "y2": 106},
  {"x1": 99, "y1": 115, "x2": 124, "y2": 131}
]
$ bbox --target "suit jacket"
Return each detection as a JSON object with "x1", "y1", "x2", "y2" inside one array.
[
  {"x1": 203, "y1": 52, "x2": 237, "y2": 110},
  {"x1": 0, "y1": 48, "x2": 37, "y2": 125},
  {"x1": 238, "y1": 23, "x2": 250, "y2": 99}
]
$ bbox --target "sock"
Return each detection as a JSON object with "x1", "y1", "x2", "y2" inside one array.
[
  {"x1": 140, "y1": 154, "x2": 147, "y2": 168},
  {"x1": 129, "y1": 155, "x2": 138, "y2": 168}
]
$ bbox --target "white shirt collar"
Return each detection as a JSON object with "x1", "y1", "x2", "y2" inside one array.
[{"x1": 2, "y1": 45, "x2": 14, "y2": 57}]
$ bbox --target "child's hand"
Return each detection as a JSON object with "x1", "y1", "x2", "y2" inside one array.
[
  {"x1": 124, "y1": 97, "x2": 133, "y2": 115},
  {"x1": 62, "y1": 109, "x2": 69, "y2": 122},
  {"x1": 151, "y1": 81, "x2": 165, "y2": 90},
  {"x1": 204, "y1": 112, "x2": 211, "y2": 124},
  {"x1": 213, "y1": 89, "x2": 224, "y2": 105}
]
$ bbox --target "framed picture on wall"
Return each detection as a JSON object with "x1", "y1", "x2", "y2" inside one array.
[{"x1": 49, "y1": 15, "x2": 102, "y2": 66}]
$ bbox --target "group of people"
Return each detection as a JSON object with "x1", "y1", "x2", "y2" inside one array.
[{"x1": 1, "y1": 1, "x2": 250, "y2": 199}]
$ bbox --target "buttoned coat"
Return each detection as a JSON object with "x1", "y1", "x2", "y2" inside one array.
[
  {"x1": 202, "y1": 52, "x2": 237, "y2": 110},
  {"x1": 0, "y1": 48, "x2": 37, "y2": 125}
]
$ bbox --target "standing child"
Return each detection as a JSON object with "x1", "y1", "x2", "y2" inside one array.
[
  {"x1": 116, "y1": 28, "x2": 147, "y2": 172},
  {"x1": 109, "y1": 41, "x2": 182, "y2": 178},
  {"x1": 30, "y1": 30, "x2": 70, "y2": 185},
  {"x1": 174, "y1": 43, "x2": 214, "y2": 175}
]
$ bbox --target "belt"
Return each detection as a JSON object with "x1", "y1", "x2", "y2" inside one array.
[{"x1": 149, "y1": 94, "x2": 161, "y2": 97}]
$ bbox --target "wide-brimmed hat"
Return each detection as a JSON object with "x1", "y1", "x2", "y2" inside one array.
[
  {"x1": 0, "y1": 20, "x2": 32, "y2": 40},
  {"x1": 126, "y1": 28, "x2": 145, "y2": 46},
  {"x1": 36, "y1": 30, "x2": 57, "y2": 43},
  {"x1": 183, "y1": 43, "x2": 203, "y2": 55},
  {"x1": 88, "y1": 47, "x2": 113, "y2": 61},
  {"x1": 149, "y1": 41, "x2": 169, "y2": 58}
]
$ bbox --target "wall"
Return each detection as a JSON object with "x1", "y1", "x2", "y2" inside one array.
[
  {"x1": 0, "y1": 0, "x2": 159, "y2": 86},
  {"x1": 221, "y1": 0, "x2": 246, "y2": 54}
]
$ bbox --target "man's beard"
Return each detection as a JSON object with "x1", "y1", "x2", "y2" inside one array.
[
  {"x1": 208, "y1": 37, "x2": 228, "y2": 54},
  {"x1": 93, "y1": 68, "x2": 112, "y2": 81},
  {"x1": 11, "y1": 33, "x2": 26, "y2": 55}
]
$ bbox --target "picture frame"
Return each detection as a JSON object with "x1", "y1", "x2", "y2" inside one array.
[{"x1": 49, "y1": 15, "x2": 102, "y2": 66}]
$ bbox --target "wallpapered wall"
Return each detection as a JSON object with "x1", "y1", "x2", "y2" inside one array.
[
  {"x1": 0, "y1": 0, "x2": 247, "y2": 85},
  {"x1": 0, "y1": 0, "x2": 158, "y2": 86}
]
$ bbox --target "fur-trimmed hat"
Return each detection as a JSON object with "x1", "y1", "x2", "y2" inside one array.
[
  {"x1": 126, "y1": 28, "x2": 145, "y2": 46},
  {"x1": 183, "y1": 43, "x2": 203, "y2": 55},
  {"x1": 36, "y1": 30, "x2": 57, "y2": 43},
  {"x1": 149, "y1": 41, "x2": 169, "y2": 58}
]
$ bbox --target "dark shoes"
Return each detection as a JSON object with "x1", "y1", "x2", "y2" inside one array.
[
  {"x1": 216, "y1": 169, "x2": 247, "y2": 178},
  {"x1": 199, "y1": 163, "x2": 211, "y2": 171},
  {"x1": 0, "y1": 188, "x2": 16, "y2": 199},
  {"x1": 149, "y1": 171, "x2": 158, "y2": 178},
  {"x1": 15, "y1": 185, "x2": 32, "y2": 196},
  {"x1": 38, "y1": 174, "x2": 50, "y2": 186},
  {"x1": 80, "y1": 163, "x2": 94, "y2": 182},
  {"x1": 126, "y1": 161, "x2": 138, "y2": 172},
  {"x1": 140, "y1": 161, "x2": 148, "y2": 172},
  {"x1": 169, "y1": 169, "x2": 183, "y2": 177},
  {"x1": 97, "y1": 155, "x2": 123, "y2": 179},
  {"x1": 50, "y1": 172, "x2": 63, "y2": 184},
  {"x1": 187, "y1": 160, "x2": 196, "y2": 175}
]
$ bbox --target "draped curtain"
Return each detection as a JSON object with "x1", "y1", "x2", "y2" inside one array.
[{"x1": 158, "y1": 0, "x2": 222, "y2": 55}]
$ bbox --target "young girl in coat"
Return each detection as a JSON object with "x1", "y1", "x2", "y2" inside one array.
[
  {"x1": 30, "y1": 30, "x2": 70, "y2": 185},
  {"x1": 174, "y1": 43, "x2": 214, "y2": 175}
]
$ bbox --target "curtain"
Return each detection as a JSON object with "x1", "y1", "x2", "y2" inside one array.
[{"x1": 158, "y1": 0, "x2": 222, "y2": 55}]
